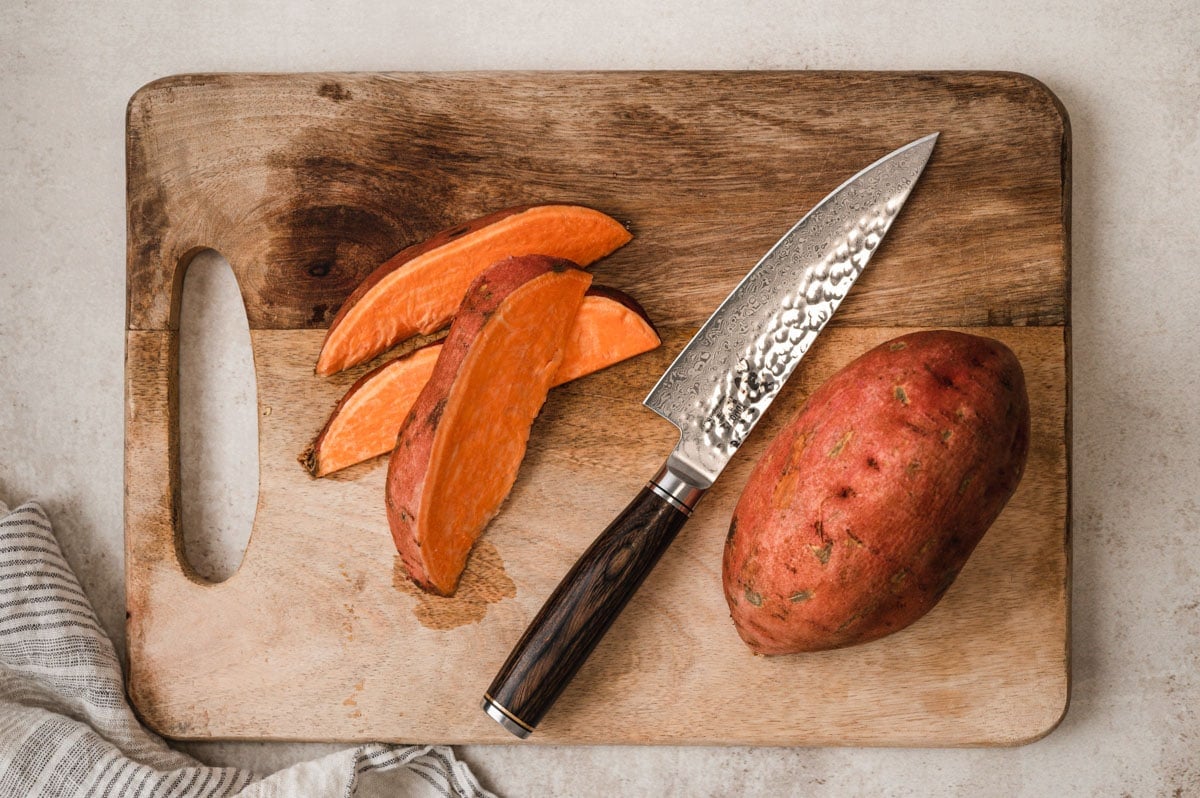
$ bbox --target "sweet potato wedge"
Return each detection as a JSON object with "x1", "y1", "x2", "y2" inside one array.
[
  {"x1": 302, "y1": 287, "x2": 659, "y2": 477},
  {"x1": 315, "y1": 205, "x2": 631, "y2": 375},
  {"x1": 303, "y1": 343, "x2": 442, "y2": 479},
  {"x1": 386, "y1": 255, "x2": 593, "y2": 596},
  {"x1": 554, "y1": 286, "x2": 660, "y2": 385},
  {"x1": 724, "y1": 331, "x2": 1030, "y2": 654}
]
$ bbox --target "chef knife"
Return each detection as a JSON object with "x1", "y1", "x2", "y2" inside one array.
[{"x1": 483, "y1": 133, "x2": 939, "y2": 738}]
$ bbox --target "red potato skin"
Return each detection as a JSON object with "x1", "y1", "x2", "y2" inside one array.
[
  {"x1": 580, "y1": 284, "x2": 653, "y2": 321},
  {"x1": 386, "y1": 255, "x2": 591, "y2": 596},
  {"x1": 723, "y1": 330, "x2": 1030, "y2": 655}
]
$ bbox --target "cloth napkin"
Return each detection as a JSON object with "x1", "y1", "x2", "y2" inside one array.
[{"x1": 0, "y1": 499, "x2": 497, "y2": 798}]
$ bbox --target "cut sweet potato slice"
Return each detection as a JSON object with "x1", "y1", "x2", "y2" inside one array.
[
  {"x1": 315, "y1": 205, "x2": 631, "y2": 376},
  {"x1": 301, "y1": 343, "x2": 442, "y2": 478},
  {"x1": 386, "y1": 255, "x2": 593, "y2": 596},
  {"x1": 554, "y1": 286, "x2": 659, "y2": 384},
  {"x1": 302, "y1": 287, "x2": 659, "y2": 477}
]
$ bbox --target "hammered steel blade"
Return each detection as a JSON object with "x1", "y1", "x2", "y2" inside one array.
[{"x1": 644, "y1": 133, "x2": 938, "y2": 487}]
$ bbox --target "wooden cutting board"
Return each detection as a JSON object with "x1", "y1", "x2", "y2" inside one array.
[{"x1": 124, "y1": 71, "x2": 1070, "y2": 746}]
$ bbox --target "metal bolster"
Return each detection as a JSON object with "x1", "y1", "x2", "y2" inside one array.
[
  {"x1": 649, "y1": 462, "x2": 706, "y2": 515},
  {"x1": 481, "y1": 694, "x2": 534, "y2": 739}
]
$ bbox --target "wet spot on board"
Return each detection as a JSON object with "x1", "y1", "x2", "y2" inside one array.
[
  {"x1": 392, "y1": 539, "x2": 516, "y2": 630},
  {"x1": 318, "y1": 81, "x2": 352, "y2": 101}
]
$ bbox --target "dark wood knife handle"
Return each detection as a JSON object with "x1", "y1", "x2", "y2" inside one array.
[{"x1": 483, "y1": 484, "x2": 692, "y2": 736}]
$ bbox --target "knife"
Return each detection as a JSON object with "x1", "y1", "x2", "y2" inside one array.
[{"x1": 482, "y1": 133, "x2": 939, "y2": 738}]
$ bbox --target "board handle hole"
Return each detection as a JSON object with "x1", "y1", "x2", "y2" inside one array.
[{"x1": 177, "y1": 249, "x2": 258, "y2": 584}]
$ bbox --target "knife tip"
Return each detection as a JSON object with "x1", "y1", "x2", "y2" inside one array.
[{"x1": 903, "y1": 132, "x2": 939, "y2": 167}]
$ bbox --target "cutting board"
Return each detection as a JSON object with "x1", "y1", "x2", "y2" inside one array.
[{"x1": 125, "y1": 71, "x2": 1070, "y2": 746}]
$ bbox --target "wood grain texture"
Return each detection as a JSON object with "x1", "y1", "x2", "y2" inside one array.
[
  {"x1": 124, "y1": 71, "x2": 1070, "y2": 746},
  {"x1": 126, "y1": 71, "x2": 1067, "y2": 332}
]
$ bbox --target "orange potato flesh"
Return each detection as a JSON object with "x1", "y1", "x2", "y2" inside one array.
[
  {"x1": 315, "y1": 205, "x2": 631, "y2": 375},
  {"x1": 301, "y1": 346, "x2": 442, "y2": 477},
  {"x1": 386, "y1": 257, "x2": 593, "y2": 595},
  {"x1": 302, "y1": 289, "x2": 659, "y2": 477},
  {"x1": 553, "y1": 287, "x2": 660, "y2": 385}
]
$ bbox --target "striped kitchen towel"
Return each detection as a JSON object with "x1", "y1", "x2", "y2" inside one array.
[{"x1": 0, "y1": 499, "x2": 496, "y2": 798}]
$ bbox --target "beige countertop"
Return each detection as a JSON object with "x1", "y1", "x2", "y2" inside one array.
[{"x1": 2, "y1": 1, "x2": 1197, "y2": 795}]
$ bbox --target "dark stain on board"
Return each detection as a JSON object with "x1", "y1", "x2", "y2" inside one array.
[
  {"x1": 392, "y1": 540, "x2": 516, "y2": 630},
  {"x1": 318, "y1": 81, "x2": 352, "y2": 102}
]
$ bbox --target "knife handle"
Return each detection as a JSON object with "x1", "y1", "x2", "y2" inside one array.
[{"x1": 483, "y1": 468, "x2": 704, "y2": 738}]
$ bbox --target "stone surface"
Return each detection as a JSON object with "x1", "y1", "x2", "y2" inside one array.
[{"x1": 1, "y1": 1, "x2": 1197, "y2": 795}]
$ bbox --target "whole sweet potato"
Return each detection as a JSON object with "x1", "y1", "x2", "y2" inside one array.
[{"x1": 723, "y1": 330, "x2": 1030, "y2": 654}]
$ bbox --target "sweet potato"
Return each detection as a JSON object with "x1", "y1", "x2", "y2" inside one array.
[
  {"x1": 387, "y1": 255, "x2": 592, "y2": 596},
  {"x1": 724, "y1": 330, "x2": 1030, "y2": 655},
  {"x1": 316, "y1": 205, "x2": 631, "y2": 375},
  {"x1": 302, "y1": 287, "x2": 659, "y2": 477},
  {"x1": 553, "y1": 286, "x2": 660, "y2": 384},
  {"x1": 305, "y1": 343, "x2": 442, "y2": 478}
]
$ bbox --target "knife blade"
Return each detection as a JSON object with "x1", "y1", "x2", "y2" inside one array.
[{"x1": 483, "y1": 133, "x2": 938, "y2": 738}]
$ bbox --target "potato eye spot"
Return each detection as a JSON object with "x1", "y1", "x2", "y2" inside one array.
[
  {"x1": 828, "y1": 430, "x2": 854, "y2": 457},
  {"x1": 810, "y1": 542, "x2": 833, "y2": 564}
]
